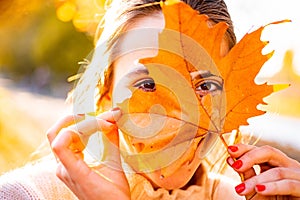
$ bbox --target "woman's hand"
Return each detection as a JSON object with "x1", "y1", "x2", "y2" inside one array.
[
  {"x1": 47, "y1": 108, "x2": 130, "y2": 200},
  {"x1": 227, "y1": 143, "x2": 300, "y2": 200}
]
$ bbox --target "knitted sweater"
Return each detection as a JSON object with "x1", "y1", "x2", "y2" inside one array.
[{"x1": 0, "y1": 157, "x2": 242, "y2": 200}]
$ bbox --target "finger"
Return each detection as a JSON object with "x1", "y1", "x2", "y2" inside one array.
[
  {"x1": 52, "y1": 110, "x2": 123, "y2": 173},
  {"x1": 97, "y1": 107, "x2": 122, "y2": 123},
  {"x1": 47, "y1": 108, "x2": 121, "y2": 144},
  {"x1": 227, "y1": 156, "x2": 256, "y2": 180},
  {"x1": 227, "y1": 143, "x2": 256, "y2": 158},
  {"x1": 52, "y1": 108, "x2": 123, "y2": 173},
  {"x1": 52, "y1": 128, "x2": 92, "y2": 178},
  {"x1": 230, "y1": 145, "x2": 300, "y2": 173},
  {"x1": 53, "y1": 129, "x2": 122, "y2": 195},
  {"x1": 98, "y1": 110, "x2": 123, "y2": 171},
  {"x1": 100, "y1": 129, "x2": 122, "y2": 169},
  {"x1": 67, "y1": 118, "x2": 115, "y2": 145},
  {"x1": 260, "y1": 163, "x2": 272, "y2": 173},
  {"x1": 228, "y1": 157, "x2": 257, "y2": 199},
  {"x1": 227, "y1": 143, "x2": 257, "y2": 179},
  {"x1": 68, "y1": 108, "x2": 121, "y2": 145},
  {"x1": 93, "y1": 109, "x2": 123, "y2": 171},
  {"x1": 68, "y1": 108, "x2": 122, "y2": 136},
  {"x1": 255, "y1": 179, "x2": 300, "y2": 197},
  {"x1": 239, "y1": 167, "x2": 300, "y2": 196},
  {"x1": 47, "y1": 114, "x2": 85, "y2": 144},
  {"x1": 56, "y1": 162, "x2": 73, "y2": 184},
  {"x1": 55, "y1": 162, "x2": 84, "y2": 197}
]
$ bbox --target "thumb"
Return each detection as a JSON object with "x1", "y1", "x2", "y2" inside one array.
[
  {"x1": 97, "y1": 108, "x2": 122, "y2": 146},
  {"x1": 98, "y1": 108, "x2": 123, "y2": 171}
]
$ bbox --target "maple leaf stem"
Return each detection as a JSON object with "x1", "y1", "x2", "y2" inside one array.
[
  {"x1": 219, "y1": 134, "x2": 228, "y2": 149},
  {"x1": 219, "y1": 134, "x2": 245, "y2": 183}
]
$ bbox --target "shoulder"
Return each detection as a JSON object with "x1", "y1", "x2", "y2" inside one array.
[
  {"x1": 0, "y1": 156, "x2": 77, "y2": 200},
  {"x1": 0, "y1": 179, "x2": 40, "y2": 199}
]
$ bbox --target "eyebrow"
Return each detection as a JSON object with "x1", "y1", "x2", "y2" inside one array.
[
  {"x1": 190, "y1": 70, "x2": 216, "y2": 80},
  {"x1": 125, "y1": 66, "x2": 149, "y2": 78}
]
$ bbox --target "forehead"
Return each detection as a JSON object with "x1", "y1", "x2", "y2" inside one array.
[
  {"x1": 112, "y1": 12, "x2": 228, "y2": 87},
  {"x1": 113, "y1": 13, "x2": 165, "y2": 85}
]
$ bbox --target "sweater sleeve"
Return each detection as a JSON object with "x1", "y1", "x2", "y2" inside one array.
[{"x1": 0, "y1": 156, "x2": 78, "y2": 200}]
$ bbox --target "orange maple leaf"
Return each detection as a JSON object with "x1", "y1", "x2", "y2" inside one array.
[
  {"x1": 137, "y1": 2, "x2": 273, "y2": 135},
  {"x1": 112, "y1": 1, "x2": 276, "y2": 174}
]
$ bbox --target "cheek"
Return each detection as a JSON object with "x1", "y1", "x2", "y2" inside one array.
[{"x1": 115, "y1": 85, "x2": 184, "y2": 142}]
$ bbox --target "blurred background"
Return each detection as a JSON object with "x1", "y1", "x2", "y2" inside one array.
[
  {"x1": 0, "y1": 0, "x2": 299, "y2": 174},
  {"x1": 0, "y1": 0, "x2": 96, "y2": 173}
]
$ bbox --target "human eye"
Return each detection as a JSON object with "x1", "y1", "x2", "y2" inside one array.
[
  {"x1": 133, "y1": 78, "x2": 156, "y2": 92},
  {"x1": 194, "y1": 77, "x2": 223, "y2": 97}
]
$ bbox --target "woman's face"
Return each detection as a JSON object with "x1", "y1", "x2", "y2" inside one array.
[{"x1": 111, "y1": 12, "x2": 229, "y2": 189}]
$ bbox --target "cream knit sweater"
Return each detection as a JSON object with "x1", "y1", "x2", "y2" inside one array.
[
  {"x1": 0, "y1": 157, "x2": 77, "y2": 200},
  {"x1": 0, "y1": 156, "x2": 242, "y2": 200}
]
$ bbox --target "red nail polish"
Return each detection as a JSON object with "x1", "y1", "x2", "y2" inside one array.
[
  {"x1": 228, "y1": 145, "x2": 238, "y2": 152},
  {"x1": 232, "y1": 160, "x2": 243, "y2": 169},
  {"x1": 235, "y1": 183, "x2": 246, "y2": 194},
  {"x1": 256, "y1": 184, "x2": 266, "y2": 192}
]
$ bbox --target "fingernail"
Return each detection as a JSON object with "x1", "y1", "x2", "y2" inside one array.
[
  {"x1": 256, "y1": 184, "x2": 266, "y2": 192},
  {"x1": 111, "y1": 107, "x2": 120, "y2": 111},
  {"x1": 232, "y1": 160, "x2": 243, "y2": 169},
  {"x1": 228, "y1": 145, "x2": 238, "y2": 152},
  {"x1": 235, "y1": 183, "x2": 246, "y2": 194}
]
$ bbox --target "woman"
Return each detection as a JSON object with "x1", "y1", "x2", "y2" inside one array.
[
  {"x1": 48, "y1": 0, "x2": 300, "y2": 199},
  {"x1": 1, "y1": 0, "x2": 300, "y2": 199}
]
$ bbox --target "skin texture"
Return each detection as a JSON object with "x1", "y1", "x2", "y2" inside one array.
[{"x1": 48, "y1": 14, "x2": 300, "y2": 200}]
